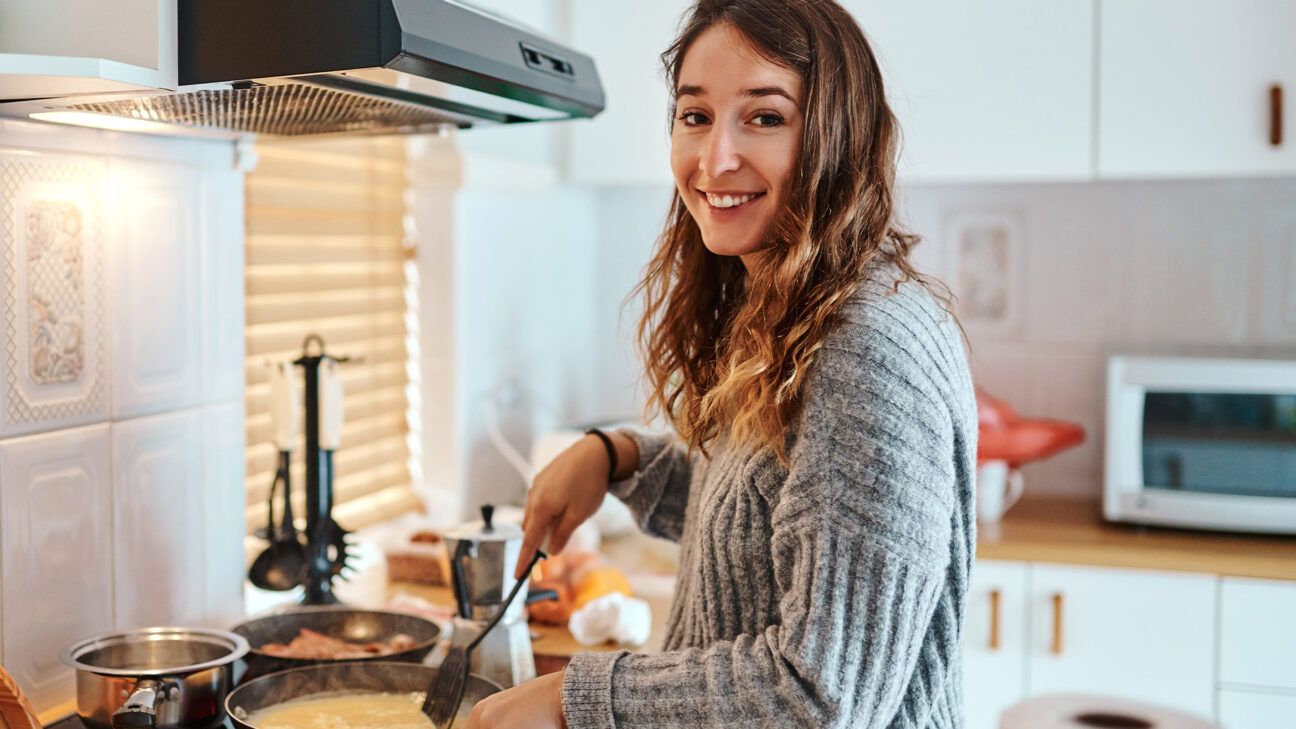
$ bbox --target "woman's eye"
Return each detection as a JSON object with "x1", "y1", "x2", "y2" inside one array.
[
  {"x1": 752, "y1": 113, "x2": 784, "y2": 127},
  {"x1": 676, "y1": 111, "x2": 710, "y2": 126}
]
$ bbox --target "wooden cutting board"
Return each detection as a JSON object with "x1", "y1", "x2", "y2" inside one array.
[{"x1": 0, "y1": 667, "x2": 42, "y2": 729}]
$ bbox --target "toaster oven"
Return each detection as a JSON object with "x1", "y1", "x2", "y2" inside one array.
[{"x1": 1104, "y1": 355, "x2": 1296, "y2": 535}]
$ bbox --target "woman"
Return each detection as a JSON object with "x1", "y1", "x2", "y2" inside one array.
[{"x1": 466, "y1": 1, "x2": 977, "y2": 727}]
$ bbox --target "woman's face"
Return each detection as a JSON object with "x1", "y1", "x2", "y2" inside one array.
[{"x1": 671, "y1": 24, "x2": 804, "y2": 265}]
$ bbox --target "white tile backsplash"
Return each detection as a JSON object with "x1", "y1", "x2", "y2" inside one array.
[
  {"x1": 0, "y1": 122, "x2": 246, "y2": 714},
  {"x1": 112, "y1": 408, "x2": 206, "y2": 631},
  {"x1": 0, "y1": 424, "x2": 114, "y2": 712},
  {"x1": 108, "y1": 159, "x2": 203, "y2": 419}
]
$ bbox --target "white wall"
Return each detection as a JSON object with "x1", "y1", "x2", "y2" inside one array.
[{"x1": 588, "y1": 177, "x2": 1296, "y2": 498}]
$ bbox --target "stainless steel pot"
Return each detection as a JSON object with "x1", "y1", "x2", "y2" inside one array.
[{"x1": 61, "y1": 627, "x2": 250, "y2": 729}]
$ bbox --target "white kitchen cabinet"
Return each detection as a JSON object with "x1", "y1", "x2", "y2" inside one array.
[
  {"x1": 565, "y1": 0, "x2": 1094, "y2": 185},
  {"x1": 565, "y1": 0, "x2": 692, "y2": 186},
  {"x1": 1027, "y1": 564, "x2": 1216, "y2": 718},
  {"x1": 1218, "y1": 689, "x2": 1296, "y2": 729},
  {"x1": 963, "y1": 560, "x2": 1029, "y2": 729},
  {"x1": 845, "y1": 0, "x2": 1094, "y2": 183},
  {"x1": 112, "y1": 408, "x2": 206, "y2": 631},
  {"x1": 1219, "y1": 577, "x2": 1296, "y2": 691},
  {"x1": 0, "y1": 0, "x2": 177, "y2": 100},
  {"x1": 108, "y1": 158, "x2": 204, "y2": 419},
  {"x1": 1098, "y1": 0, "x2": 1296, "y2": 178},
  {"x1": 0, "y1": 424, "x2": 114, "y2": 713}
]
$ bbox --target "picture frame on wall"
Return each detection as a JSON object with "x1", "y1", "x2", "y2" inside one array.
[{"x1": 944, "y1": 211, "x2": 1025, "y2": 340}]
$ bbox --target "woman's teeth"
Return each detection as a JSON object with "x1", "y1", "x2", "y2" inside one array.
[{"x1": 705, "y1": 192, "x2": 763, "y2": 209}]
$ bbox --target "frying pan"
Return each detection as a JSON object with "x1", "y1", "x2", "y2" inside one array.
[
  {"x1": 231, "y1": 607, "x2": 440, "y2": 682},
  {"x1": 225, "y1": 662, "x2": 502, "y2": 729}
]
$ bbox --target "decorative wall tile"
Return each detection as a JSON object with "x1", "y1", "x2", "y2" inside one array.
[
  {"x1": 0, "y1": 152, "x2": 108, "y2": 437},
  {"x1": 943, "y1": 210, "x2": 1025, "y2": 340},
  {"x1": 112, "y1": 409, "x2": 205, "y2": 630},
  {"x1": 0, "y1": 424, "x2": 113, "y2": 712},
  {"x1": 203, "y1": 401, "x2": 247, "y2": 627},
  {"x1": 107, "y1": 159, "x2": 203, "y2": 418}
]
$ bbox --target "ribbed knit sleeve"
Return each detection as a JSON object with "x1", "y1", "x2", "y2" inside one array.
[
  {"x1": 604, "y1": 428, "x2": 694, "y2": 542},
  {"x1": 562, "y1": 288, "x2": 966, "y2": 728}
]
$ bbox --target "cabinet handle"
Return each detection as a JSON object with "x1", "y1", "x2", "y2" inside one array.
[
  {"x1": 1050, "y1": 592, "x2": 1065, "y2": 656},
  {"x1": 989, "y1": 589, "x2": 1002, "y2": 651},
  {"x1": 1271, "y1": 84, "x2": 1284, "y2": 147}
]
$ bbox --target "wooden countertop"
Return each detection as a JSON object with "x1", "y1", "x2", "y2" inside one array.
[
  {"x1": 389, "y1": 581, "x2": 673, "y2": 659},
  {"x1": 979, "y1": 496, "x2": 1296, "y2": 581}
]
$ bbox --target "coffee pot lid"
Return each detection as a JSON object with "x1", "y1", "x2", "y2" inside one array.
[{"x1": 445, "y1": 504, "x2": 523, "y2": 544}]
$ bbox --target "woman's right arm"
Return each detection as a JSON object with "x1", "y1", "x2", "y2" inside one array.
[{"x1": 516, "y1": 429, "x2": 694, "y2": 579}]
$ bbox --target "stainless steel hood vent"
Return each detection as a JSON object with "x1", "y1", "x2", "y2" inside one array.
[
  {"x1": 1, "y1": 0, "x2": 604, "y2": 138},
  {"x1": 66, "y1": 81, "x2": 477, "y2": 137}
]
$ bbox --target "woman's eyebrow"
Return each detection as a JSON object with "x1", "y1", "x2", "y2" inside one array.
[{"x1": 674, "y1": 84, "x2": 797, "y2": 103}]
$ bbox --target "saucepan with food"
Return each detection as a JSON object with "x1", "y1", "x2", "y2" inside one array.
[
  {"x1": 225, "y1": 662, "x2": 502, "y2": 729},
  {"x1": 231, "y1": 608, "x2": 441, "y2": 682}
]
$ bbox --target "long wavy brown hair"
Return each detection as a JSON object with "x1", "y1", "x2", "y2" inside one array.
[{"x1": 635, "y1": 0, "x2": 966, "y2": 462}]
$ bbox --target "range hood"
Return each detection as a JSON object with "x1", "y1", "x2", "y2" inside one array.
[{"x1": 1, "y1": 0, "x2": 604, "y2": 138}]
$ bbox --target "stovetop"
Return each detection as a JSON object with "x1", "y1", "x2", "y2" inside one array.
[{"x1": 47, "y1": 714, "x2": 235, "y2": 729}]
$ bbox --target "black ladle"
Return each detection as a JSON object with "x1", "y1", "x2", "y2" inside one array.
[{"x1": 248, "y1": 454, "x2": 307, "y2": 591}]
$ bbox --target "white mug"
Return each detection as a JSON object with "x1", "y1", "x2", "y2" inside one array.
[{"x1": 976, "y1": 460, "x2": 1024, "y2": 523}]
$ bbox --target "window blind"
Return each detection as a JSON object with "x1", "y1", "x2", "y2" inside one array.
[{"x1": 244, "y1": 136, "x2": 422, "y2": 535}]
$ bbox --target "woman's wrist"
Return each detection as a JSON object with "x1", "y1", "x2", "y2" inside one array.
[{"x1": 607, "y1": 429, "x2": 639, "y2": 481}]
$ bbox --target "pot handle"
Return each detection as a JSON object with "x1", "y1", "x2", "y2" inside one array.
[{"x1": 112, "y1": 679, "x2": 164, "y2": 729}]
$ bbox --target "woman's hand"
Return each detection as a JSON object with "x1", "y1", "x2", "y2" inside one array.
[
  {"x1": 515, "y1": 435, "x2": 618, "y2": 580},
  {"x1": 463, "y1": 671, "x2": 566, "y2": 729}
]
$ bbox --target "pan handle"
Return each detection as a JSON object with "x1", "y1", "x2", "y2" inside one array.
[
  {"x1": 112, "y1": 680, "x2": 166, "y2": 729},
  {"x1": 525, "y1": 589, "x2": 560, "y2": 606}
]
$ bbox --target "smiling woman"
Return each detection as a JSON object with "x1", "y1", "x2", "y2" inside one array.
[{"x1": 467, "y1": 2, "x2": 979, "y2": 728}]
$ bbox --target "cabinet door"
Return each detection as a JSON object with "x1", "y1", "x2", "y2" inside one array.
[
  {"x1": 1099, "y1": 0, "x2": 1296, "y2": 178},
  {"x1": 566, "y1": 0, "x2": 693, "y2": 185},
  {"x1": 0, "y1": 0, "x2": 177, "y2": 99},
  {"x1": 963, "y1": 560, "x2": 1028, "y2": 729},
  {"x1": 1219, "y1": 577, "x2": 1296, "y2": 691},
  {"x1": 1218, "y1": 689, "x2": 1296, "y2": 729},
  {"x1": 844, "y1": 0, "x2": 1094, "y2": 182},
  {"x1": 1028, "y1": 564, "x2": 1216, "y2": 718}
]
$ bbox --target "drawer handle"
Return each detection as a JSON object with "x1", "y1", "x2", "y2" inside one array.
[
  {"x1": 1271, "y1": 84, "x2": 1284, "y2": 147},
  {"x1": 989, "y1": 588, "x2": 1002, "y2": 651},
  {"x1": 1050, "y1": 592, "x2": 1065, "y2": 656}
]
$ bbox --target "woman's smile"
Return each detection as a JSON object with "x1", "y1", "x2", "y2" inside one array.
[{"x1": 700, "y1": 189, "x2": 768, "y2": 213}]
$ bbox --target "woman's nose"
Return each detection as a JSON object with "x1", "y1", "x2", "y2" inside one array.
[{"x1": 699, "y1": 123, "x2": 742, "y2": 178}]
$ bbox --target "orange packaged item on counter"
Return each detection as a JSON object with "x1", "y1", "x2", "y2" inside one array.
[
  {"x1": 526, "y1": 582, "x2": 572, "y2": 626},
  {"x1": 571, "y1": 567, "x2": 633, "y2": 611}
]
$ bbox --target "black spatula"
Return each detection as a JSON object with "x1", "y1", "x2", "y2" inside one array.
[{"x1": 422, "y1": 549, "x2": 547, "y2": 728}]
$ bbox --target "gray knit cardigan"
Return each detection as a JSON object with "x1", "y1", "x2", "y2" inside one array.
[{"x1": 562, "y1": 263, "x2": 979, "y2": 728}]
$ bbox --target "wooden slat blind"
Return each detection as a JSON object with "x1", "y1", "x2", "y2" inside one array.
[{"x1": 244, "y1": 137, "x2": 422, "y2": 535}]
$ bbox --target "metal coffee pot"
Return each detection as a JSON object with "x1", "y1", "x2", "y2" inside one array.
[{"x1": 443, "y1": 504, "x2": 535, "y2": 688}]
